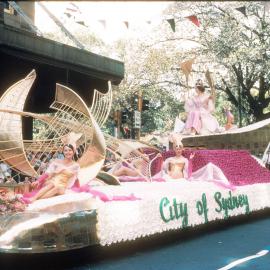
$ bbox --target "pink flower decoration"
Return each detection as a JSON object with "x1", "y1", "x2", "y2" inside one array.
[{"x1": 157, "y1": 149, "x2": 270, "y2": 186}]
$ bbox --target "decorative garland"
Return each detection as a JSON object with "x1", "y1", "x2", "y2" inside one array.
[{"x1": 0, "y1": 189, "x2": 25, "y2": 215}]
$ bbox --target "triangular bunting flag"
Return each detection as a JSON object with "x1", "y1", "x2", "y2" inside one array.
[
  {"x1": 185, "y1": 15, "x2": 200, "y2": 27},
  {"x1": 124, "y1": 21, "x2": 129, "y2": 29},
  {"x1": 76, "y1": 20, "x2": 86, "y2": 26},
  {"x1": 64, "y1": 12, "x2": 72, "y2": 18},
  {"x1": 235, "y1": 6, "x2": 247, "y2": 17},
  {"x1": 65, "y1": 2, "x2": 81, "y2": 14},
  {"x1": 98, "y1": 20, "x2": 106, "y2": 29},
  {"x1": 166, "y1": 18, "x2": 175, "y2": 32},
  {"x1": 64, "y1": 2, "x2": 81, "y2": 19}
]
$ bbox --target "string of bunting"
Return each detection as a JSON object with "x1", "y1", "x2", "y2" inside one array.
[{"x1": 61, "y1": 2, "x2": 270, "y2": 32}]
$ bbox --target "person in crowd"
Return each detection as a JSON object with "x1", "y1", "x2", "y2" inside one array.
[
  {"x1": 4, "y1": 173, "x2": 17, "y2": 184},
  {"x1": 0, "y1": 162, "x2": 12, "y2": 180},
  {"x1": 38, "y1": 156, "x2": 48, "y2": 174},
  {"x1": 262, "y1": 142, "x2": 270, "y2": 169},
  {"x1": 184, "y1": 79, "x2": 220, "y2": 135},
  {"x1": 121, "y1": 125, "x2": 131, "y2": 139},
  {"x1": 224, "y1": 106, "x2": 237, "y2": 131},
  {"x1": 23, "y1": 176, "x2": 31, "y2": 185},
  {"x1": 56, "y1": 151, "x2": 65, "y2": 160}
]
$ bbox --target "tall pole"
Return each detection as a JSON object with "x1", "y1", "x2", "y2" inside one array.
[
  {"x1": 131, "y1": 97, "x2": 135, "y2": 139},
  {"x1": 238, "y1": 84, "x2": 242, "y2": 127},
  {"x1": 113, "y1": 110, "x2": 120, "y2": 138},
  {"x1": 0, "y1": 2, "x2": 4, "y2": 24},
  {"x1": 136, "y1": 90, "x2": 142, "y2": 140}
]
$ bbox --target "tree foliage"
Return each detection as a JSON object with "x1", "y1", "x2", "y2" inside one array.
[
  {"x1": 164, "y1": 1, "x2": 270, "y2": 124},
  {"x1": 110, "y1": 39, "x2": 185, "y2": 133},
  {"x1": 41, "y1": 1, "x2": 270, "y2": 136}
]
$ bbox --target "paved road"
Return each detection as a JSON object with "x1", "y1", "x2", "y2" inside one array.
[{"x1": 1, "y1": 213, "x2": 270, "y2": 270}]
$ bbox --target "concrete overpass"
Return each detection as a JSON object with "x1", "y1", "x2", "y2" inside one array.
[{"x1": 0, "y1": 2, "x2": 124, "y2": 138}]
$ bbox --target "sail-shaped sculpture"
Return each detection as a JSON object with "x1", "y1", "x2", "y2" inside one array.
[
  {"x1": 0, "y1": 71, "x2": 106, "y2": 184},
  {"x1": 90, "y1": 81, "x2": 112, "y2": 127},
  {"x1": 50, "y1": 83, "x2": 106, "y2": 184},
  {"x1": 0, "y1": 70, "x2": 38, "y2": 177}
]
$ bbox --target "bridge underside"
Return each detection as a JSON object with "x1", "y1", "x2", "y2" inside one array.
[{"x1": 0, "y1": 23, "x2": 124, "y2": 139}]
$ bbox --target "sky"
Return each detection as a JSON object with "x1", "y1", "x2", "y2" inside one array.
[{"x1": 35, "y1": 1, "x2": 172, "y2": 44}]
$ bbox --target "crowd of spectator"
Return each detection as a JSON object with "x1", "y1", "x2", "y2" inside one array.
[{"x1": 0, "y1": 150, "x2": 66, "y2": 186}]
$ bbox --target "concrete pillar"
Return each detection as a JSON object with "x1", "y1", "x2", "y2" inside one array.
[{"x1": 0, "y1": 2, "x2": 4, "y2": 24}]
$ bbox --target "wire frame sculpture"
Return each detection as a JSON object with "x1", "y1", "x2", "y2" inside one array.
[
  {"x1": 90, "y1": 81, "x2": 112, "y2": 127},
  {"x1": 104, "y1": 133, "x2": 161, "y2": 180},
  {"x1": 0, "y1": 70, "x2": 38, "y2": 177},
  {"x1": 0, "y1": 70, "x2": 106, "y2": 184},
  {"x1": 81, "y1": 80, "x2": 160, "y2": 180}
]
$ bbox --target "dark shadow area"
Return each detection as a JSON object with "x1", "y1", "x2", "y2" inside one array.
[
  {"x1": 1, "y1": 209, "x2": 270, "y2": 270},
  {"x1": 0, "y1": 52, "x2": 109, "y2": 111},
  {"x1": 0, "y1": 51, "x2": 110, "y2": 141}
]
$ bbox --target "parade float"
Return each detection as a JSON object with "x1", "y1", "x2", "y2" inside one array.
[{"x1": 0, "y1": 71, "x2": 270, "y2": 254}]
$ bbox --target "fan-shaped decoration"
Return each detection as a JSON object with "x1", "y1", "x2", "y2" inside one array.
[
  {"x1": 0, "y1": 71, "x2": 106, "y2": 185},
  {"x1": 104, "y1": 134, "x2": 160, "y2": 180},
  {"x1": 90, "y1": 81, "x2": 112, "y2": 127},
  {"x1": 0, "y1": 70, "x2": 38, "y2": 177}
]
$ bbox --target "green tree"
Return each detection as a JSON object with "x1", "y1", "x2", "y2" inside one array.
[{"x1": 110, "y1": 39, "x2": 185, "y2": 134}]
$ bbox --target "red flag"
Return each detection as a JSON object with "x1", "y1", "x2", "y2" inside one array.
[
  {"x1": 186, "y1": 15, "x2": 200, "y2": 27},
  {"x1": 65, "y1": 2, "x2": 81, "y2": 14},
  {"x1": 64, "y1": 2, "x2": 81, "y2": 18}
]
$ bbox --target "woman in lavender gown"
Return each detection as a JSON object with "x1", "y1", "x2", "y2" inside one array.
[{"x1": 184, "y1": 80, "x2": 220, "y2": 135}]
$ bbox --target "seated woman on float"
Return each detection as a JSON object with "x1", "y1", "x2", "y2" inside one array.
[
  {"x1": 161, "y1": 135, "x2": 234, "y2": 189},
  {"x1": 162, "y1": 139, "x2": 191, "y2": 181},
  {"x1": 184, "y1": 79, "x2": 220, "y2": 135},
  {"x1": 110, "y1": 148, "x2": 149, "y2": 178},
  {"x1": 23, "y1": 133, "x2": 81, "y2": 203}
]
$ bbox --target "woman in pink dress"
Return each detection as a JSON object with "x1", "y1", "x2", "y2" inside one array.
[{"x1": 184, "y1": 80, "x2": 220, "y2": 135}]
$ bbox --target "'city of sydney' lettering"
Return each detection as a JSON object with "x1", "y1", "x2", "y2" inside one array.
[
  {"x1": 214, "y1": 191, "x2": 249, "y2": 218},
  {"x1": 159, "y1": 191, "x2": 250, "y2": 226},
  {"x1": 159, "y1": 197, "x2": 188, "y2": 227}
]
